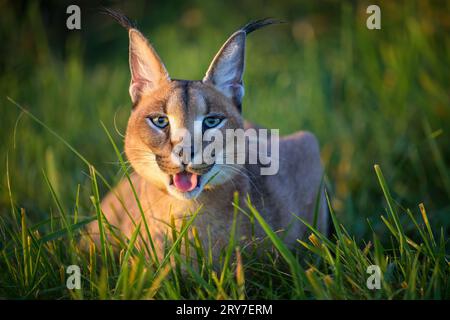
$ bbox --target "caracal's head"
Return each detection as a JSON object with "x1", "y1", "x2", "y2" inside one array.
[{"x1": 109, "y1": 11, "x2": 278, "y2": 200}]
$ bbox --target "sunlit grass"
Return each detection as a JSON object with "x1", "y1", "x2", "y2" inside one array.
[
  {"x1": 0, "y1": 1, "x2": 449, "y2": 299},
  {"x1": 1, "y1": 99, "x2": 448, "y2": 299}
]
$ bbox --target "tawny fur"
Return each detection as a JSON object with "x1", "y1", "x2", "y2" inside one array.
[{"x1": 87, "y1": 14, "x2": 328, "y2": 261}]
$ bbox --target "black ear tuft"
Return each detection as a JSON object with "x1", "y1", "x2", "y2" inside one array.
[
  {"x1": 240, "y1": 18, "x2": 285, "y2": 35},
  {"x1": 99, "y1": 7, "x2": 137, "y2": 30}
]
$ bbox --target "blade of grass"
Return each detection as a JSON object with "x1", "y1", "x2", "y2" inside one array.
[
  {"x1": 100, "y1": 121, "x2": 158, "y2": 265},
  {"x1": 245, "y1": 198, "x2": 306, "y2": 298},
  {"x1": 374, "y1": 164, "x2": 405, "y2": 254}
]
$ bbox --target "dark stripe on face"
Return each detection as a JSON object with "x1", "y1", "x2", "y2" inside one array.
[
  {"x1": 172, "y1": 80, "x2": 190, "y2": 114},
  {"x1": 162, "y1": 97, "x2": 167, "y2": 114},
  {"x1": 183, "y1": 81, "x2": 190, "y2": 112},
  {"x1": 203, "y1": 95, "x2": 212, "y2": 115}
]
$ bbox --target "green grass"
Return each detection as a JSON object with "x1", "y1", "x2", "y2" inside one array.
[{"x1": 0, "y1": 1, "x2": 449, "y2": 299}]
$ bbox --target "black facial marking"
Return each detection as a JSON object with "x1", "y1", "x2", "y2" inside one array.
[
  {"x1": 183, "y1": 81, "x2": 190, "y2": 113},
  {"x1": 162, "y1": 98, "x2": 167, "y2": 114},
  {"x1": 171, "y1": 80, "x2": 190, "y2": 113},
  {"x1": 204, "y1": 95, "x2": 211, "y2": 115}
]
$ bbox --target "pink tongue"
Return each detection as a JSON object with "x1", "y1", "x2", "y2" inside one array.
[{"x1": 173, "y1": 172, "x2": 198, "y2": 192}]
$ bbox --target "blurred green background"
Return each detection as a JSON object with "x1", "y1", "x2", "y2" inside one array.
[{"x1": 1, "y1": 0, "x2": 449, "y2": 240}]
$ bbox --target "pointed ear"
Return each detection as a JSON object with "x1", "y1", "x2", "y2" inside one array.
[
  {"x1": 202, "y1": 19, "x2": 282, "y2": 107},
  {"x1": 202, "y1": 31, "x2": 246, "y2": 106},
  {"x1": 128, "y1": 29, "x2": 170, "y2": 103}
]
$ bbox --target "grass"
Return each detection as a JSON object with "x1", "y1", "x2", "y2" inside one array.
[
  {"x1": 1, "y1": 128, "x2": 448, "y2": 298},
  {"x1": 0, "y1": 1, "x2": 449, "y2": 299}
]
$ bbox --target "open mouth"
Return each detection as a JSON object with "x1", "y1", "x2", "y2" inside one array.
[{"x1": 170, "y1": 172, "x2": 201, "y2": 193}]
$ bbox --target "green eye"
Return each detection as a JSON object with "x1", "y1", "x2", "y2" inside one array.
[
  {"x1": 149, "y1": 116, "x2": 169, "y2": 128},
  {"x1": 203, "y1": 116, "x2": 223, "y2": 129}
]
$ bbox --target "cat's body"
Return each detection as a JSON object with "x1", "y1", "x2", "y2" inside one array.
[
  {"x1": 94, "y1": 127, "x2": 326, "y2": 258},
  {"x1": 87, "y1": 11, "x2": 327, "y2": 260}
]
